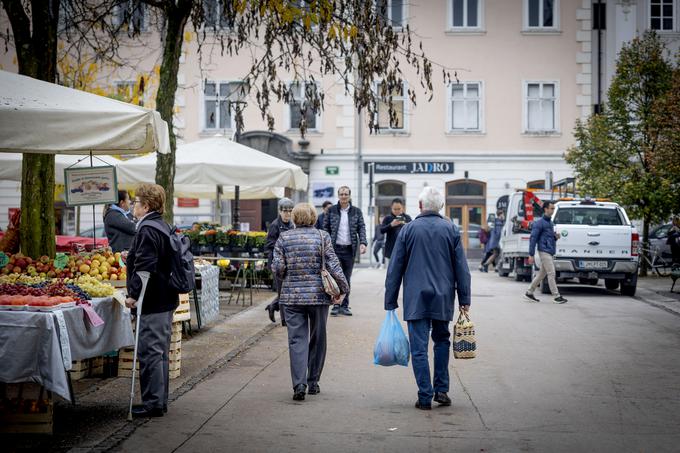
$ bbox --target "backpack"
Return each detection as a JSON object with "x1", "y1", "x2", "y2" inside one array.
[{"x1": 138, "y1": 218, "x2": 196, "y2": 293}]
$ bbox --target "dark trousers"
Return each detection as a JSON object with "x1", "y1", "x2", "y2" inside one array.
[
  {"x1": 138, "y1": 310, "x2": 173, "y2": 411},
  {"x1": 373, "y1": 241, "x2": 384, "y2": 264},
  {"x1": 282, "y1": 304, "x2": 330, "y2": 389},
  {"x1": 407, "y1": 318, "x2": 451, "y2": 404},
  {"x1": 334, "y1": 245, "x2": 354, "y2": 308}
]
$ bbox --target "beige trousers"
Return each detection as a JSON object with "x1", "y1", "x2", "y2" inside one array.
[{"x1": 528, "y1": 251, "x2": 560, "y2": 296}]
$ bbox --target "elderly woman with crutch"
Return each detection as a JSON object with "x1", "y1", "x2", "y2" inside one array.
[
  {"x1": 271, "y1": 203, "x2": 349, "y2": 401},
  {"x1": 125, "y1": 183, "x2": 179, "y2": 418}
]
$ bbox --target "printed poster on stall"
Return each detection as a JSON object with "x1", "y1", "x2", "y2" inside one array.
[
  {"x1": 312, "y1": 182, "x2": 335, "y2": 206},
  {"x1": 64, "y1": 166, "x2": 118, "y2": 206}
]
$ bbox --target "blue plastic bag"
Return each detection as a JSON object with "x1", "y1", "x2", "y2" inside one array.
[{"x1": 373, "y1": 310, "x2": 410, "y2": 367}]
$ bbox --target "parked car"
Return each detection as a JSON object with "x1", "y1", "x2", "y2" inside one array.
[
  {"x1": 548, "y1": 199, "x2": 639, "y2": 296},
  {"x1": 649, "y1": 223, "x2": 672, "y2": 259}
]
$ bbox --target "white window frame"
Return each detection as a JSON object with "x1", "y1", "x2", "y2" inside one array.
[
  {"x1": 202, "y1": 0, "x2": 235, "y2": 32},
  {"x1": 285, "y1": 81, "x2": 322, "y2": 133},
  {"x1": 522, "y1": 0, "x2": 560, "y2": 32},
  {"x1": 446, "y1": 81, "x2": 484, "y2": 134},
  {"x1": 200, "y1": 80, "x2": 245, "y2": 132},
  {"x1": 113, "y1": 1, "x2": 149, "y2": 33},
  {"x1": 447, "y1": 0, "x2": 485, "y2": 32},
  {"x1": 113, "y1": 80, "x2": 136, "y2": 103},
  {"x1": 648, "y1": 0, "x2": 677, "y2": 32},
  {"x1": 374, "y1": 80, "x2": 409, "y2": 133},
  {"x1": 522, "y1": 80, "x2": 560, "y2": 134},
  {"x1": 374, "y1": 0, "x2": 408, "y2": 29}
]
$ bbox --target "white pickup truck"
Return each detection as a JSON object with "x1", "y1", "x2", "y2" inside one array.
[{"x1": 542, "y1": 199, "x2": 640, "y2": 296}]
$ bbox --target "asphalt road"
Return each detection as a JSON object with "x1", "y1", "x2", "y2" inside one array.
[{"x1": 112, "y1": 267, "x2": 680, "y2": 453}]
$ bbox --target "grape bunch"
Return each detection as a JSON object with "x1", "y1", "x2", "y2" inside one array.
[{"x1": 65, "y1": 284, "x2": 90, "y2": 302}]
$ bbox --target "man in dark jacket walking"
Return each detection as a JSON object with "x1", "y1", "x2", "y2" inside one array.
[
  {"x1": 385, "y1": 187, "x2": 471, "y2": 410},
  {"x1": 315, "y1": 201, "x2": 332, "y2": 229},
  {"x1": 525, "y1": 201, "x2": 567, "y2": 304},
  {"x1": 125, "y1": 184, "x2": 179, "y2": 418},
  {"x1": 323, "y1": 186, "x2": 367, "y2": 316},
  {"x1": 380, "y1": 198, "x2": 412, "y2": 266}
]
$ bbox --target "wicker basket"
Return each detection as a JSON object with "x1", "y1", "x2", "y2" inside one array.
[{"x1": 453, "y1": 311, "x2": 476, "y2": 359}]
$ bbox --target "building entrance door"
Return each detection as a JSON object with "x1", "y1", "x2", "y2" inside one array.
[{"x1": 447, "y1": 204, "x2": 485, "y2": 257}]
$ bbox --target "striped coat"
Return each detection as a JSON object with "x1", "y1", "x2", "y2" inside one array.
[{"x1": 272, "y1": 227, "x2": 350, "y2": 305}]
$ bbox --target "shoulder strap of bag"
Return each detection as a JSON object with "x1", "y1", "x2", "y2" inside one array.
[{"x1": 318, "y1": 229, "x2": 326, "y2": 270}]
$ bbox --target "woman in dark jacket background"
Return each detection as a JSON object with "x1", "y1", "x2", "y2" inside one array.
[
  {"x1": 380, "y1": 198, "x2": 412, "y2": 266},
  {"x1": 104, "y1": 190, "x2": 137, "y2": 252},
  {"x1": 125, "y1": 184, "x2": 179, "y2": 418},
  {"x1": 272, "y1": 203, "x2": 349, "y2": 401},
  {"x1": 264, "y1": 198, "x2": 295, "y2": 323}
]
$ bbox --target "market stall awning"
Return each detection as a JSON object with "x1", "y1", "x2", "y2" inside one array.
[
  {"x1": 0, "y1": 153, "x2": 123, "y2": 183},
  {"x1": 0, "y1": 70, "x2": 169, "y2": 155},
  {"x1": 172, "y1": 185, "x2": 285, "y2": 200},
  {"x1": 117, "y1": 136, "x2": 308, "y2": 190}
]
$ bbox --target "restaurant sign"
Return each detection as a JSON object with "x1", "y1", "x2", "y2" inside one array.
[{"x1": 364, "y1": 161, "x2": 454, "y2": 174}]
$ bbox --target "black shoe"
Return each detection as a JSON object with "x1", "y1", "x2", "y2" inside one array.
[
  {"x1": 330, "y1": 305, "x2": 340, "y2": 316},
  {"x1": 163, "y1": 405, "x2": 168, "y2": 413},
  {"x1": 308, "y1": 383, "x2": 320, "y2": 395},
  {"x1": 524, "y1": 292, "x2": 540, "y2": 302},
  {"x1": 265, "y1": 301, "x2": 279, "y2": 323},
  {"x1": 131, "y1": 405, "x2": 164, "y2": 418},
  {"x1": 553, "y1": 296, "x2": 568, "y2": 304},
  {"x1": 434, "y1": 392, "x2": 451, "y2": 406},
  {"x1": 415, "y1": 401, "x2": 432, "y2": 411},
  {"x1": 293, "y1": 384, "x2": 306, "y2": 401},
  {"x1": 341, "y1": 307, "x2": 352, "y2": 316}
]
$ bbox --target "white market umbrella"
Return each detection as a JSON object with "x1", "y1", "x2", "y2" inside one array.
[
  {"x1": 172, "y1": 185, "x2": 285, "y2": 200},
  {"x1": 0, "y1": 153, "x2": 123, "y2": 183},
  {"x1": 0, "y1": 70, "x2": 169, "y2": 155},
  {"x1": 117, "y1": 136, "x2": 307, "y2": 190}
]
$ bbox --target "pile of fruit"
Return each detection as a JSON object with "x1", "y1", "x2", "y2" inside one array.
[
  {"x1": 0, "y1": 251, "x2": 126, "y2": 281},
  {"x1": 0, "y1": 282, "x2": 87, "y2": 307}
]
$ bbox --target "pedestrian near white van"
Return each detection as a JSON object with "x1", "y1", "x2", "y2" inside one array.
[{"x1": 525, "y1": 201, "x2": 568, "y2": 304}]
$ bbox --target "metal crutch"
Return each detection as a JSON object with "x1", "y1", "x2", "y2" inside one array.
[{"x1": 127, "y1": 271, "x2": 151, "y2": 421}]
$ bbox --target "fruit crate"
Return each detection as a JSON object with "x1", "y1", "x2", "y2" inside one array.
[
  {"x1": 69, "y1": 357, "x2": 104, "y2": 381},
  {"x1": 0, "y1": 384, "x2": 53, "y2": 434},
  {"x1": 118, "y1": 321, "x2": 182, "y2": 379},
  {"x1": 173, "y1": 293, "x2": 191, "y2": 322}
]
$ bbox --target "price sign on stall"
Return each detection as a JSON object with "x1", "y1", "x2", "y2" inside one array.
[{"x1": 54, "y1": 253, "x2": 69, "y2": 270}]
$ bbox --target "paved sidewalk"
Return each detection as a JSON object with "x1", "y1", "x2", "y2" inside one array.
[{"x1": 112, "y1": 267, "x2": 680, "y2": 453}]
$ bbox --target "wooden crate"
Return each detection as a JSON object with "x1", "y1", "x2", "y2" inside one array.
[
  {"x1": 118, "y1": 321, "x2": 182, "y2": 379},
  {"x1": 69, "y1": 357, "x2": 103, "y2": 381},
  {"x1": 173, "y1": 294, "x2": 191, "y2": 322},
  {"x1": 0, "y1": 400, "x2": 53, "y2": 434},
  {"x1": 0, "y1": 386, "x2": 53, "y2": 435}
]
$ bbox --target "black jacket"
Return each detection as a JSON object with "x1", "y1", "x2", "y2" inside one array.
[
  {"x1": 126, "y1": 212, "x2": 179, "y2": 314},
  {"x1": 104, "y1": 208, "x2": 136, "y2": 252},
  {"x1": 265, "y1": 216, "x2": 294, "y2": 263},
  {"x1": 380, "y1": 213, "x2": 413, "y2": 258},
  {"x1": 323, "y1": 202, "x2": 367, "y2": 256}
]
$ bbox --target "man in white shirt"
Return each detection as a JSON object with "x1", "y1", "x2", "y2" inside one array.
[{"x1": 323, "y1": 186, "x2": 367, "y2": 316}]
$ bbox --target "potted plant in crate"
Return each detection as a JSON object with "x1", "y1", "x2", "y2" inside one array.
[
  {"x1": 215, "y1": 229, "x2": 231, "y2": 256},
  {"x1": 247, "y1": 231, "x2": 267, "y2": 254},
  {"x1": 200, "y1": 229, "x2": 217, "y2": 255},
  {"x1": 229, "y1": 230, "x2": 248, "y2": 253}
]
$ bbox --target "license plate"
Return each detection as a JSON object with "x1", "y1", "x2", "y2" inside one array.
[{"x1": 579, "y1": 260, "x2": 608, "y2": 269}]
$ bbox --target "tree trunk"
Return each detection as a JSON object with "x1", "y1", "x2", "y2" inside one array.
[
  {"x1": 640, "y1": 214, "x2": 651, "y2": 277},
  {"x1": 3, "y1": 0, "x2": 60, "y2": 258},
  {"x1": 154, "y1": 3, "x2": 191, "y2": 223},
  {"x1": 20, "y1": 155, "x2": 56, "y2": 258}
]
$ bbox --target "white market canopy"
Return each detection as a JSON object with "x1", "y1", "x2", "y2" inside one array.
[
  {"x1": 171, "y1": 185, "x2": 285, "y2": 200},
  {"x1": 0, "y1": 70, "x2": 169, "y2": 155},
  {"x1": 117, "y1": 136, "x2": 308, "y2": 190},
  {"x1": 0, "y1": 153, "x2": 123, "y2": 183}
]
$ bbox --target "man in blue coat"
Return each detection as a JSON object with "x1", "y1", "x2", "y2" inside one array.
[
  {"x1": 525, "y1": 201, "x2": 567, "y2": 304},
  {"x1": 384, "y1": 187, "x2": 471, "y2": 410}
]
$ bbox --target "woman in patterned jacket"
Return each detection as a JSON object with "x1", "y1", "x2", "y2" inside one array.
[{"x1": 272, "y1": 203, "x2": 349, "y2": 401}]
